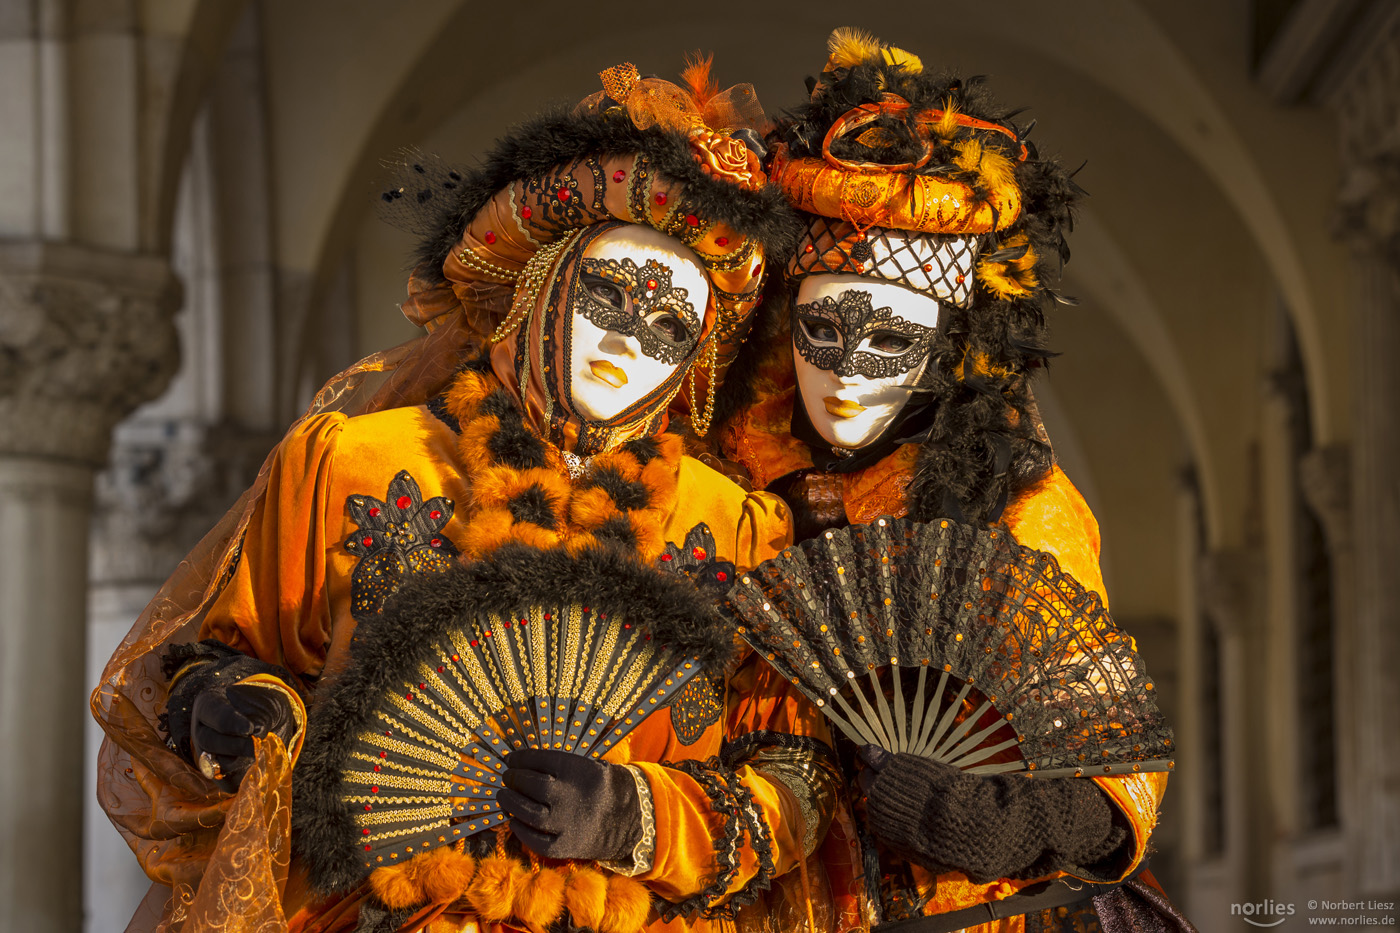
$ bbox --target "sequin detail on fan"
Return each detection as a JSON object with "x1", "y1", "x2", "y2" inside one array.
[
  {"x1": 577, "y1": 257, "x2": 701, "y2": 365},
  {"x1": 343, "y1": 471, "x2": 458, "y2": 620},
  {"x1": 792, "y1": 289, "x2": 938, "y2": 378}
]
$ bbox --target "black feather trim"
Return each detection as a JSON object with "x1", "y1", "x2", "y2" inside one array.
[{"x1": 382, "y1": 110, "x2": 801, "y2": 288}]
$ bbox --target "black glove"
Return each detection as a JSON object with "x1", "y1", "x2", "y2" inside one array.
[
  {"x1": 497, "y1": 749, "x2": 643, "y2": 862},
  {"x1": 862, "y1": 751, "x2": 1128, "y2": 882},
  {"x1": 163, "y1": 640, "x2": 300, "y2": 790}
]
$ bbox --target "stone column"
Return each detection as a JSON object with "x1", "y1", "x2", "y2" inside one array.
[
  {"x1": 1335, "y1": 156, "x2": 1400, "y2": 899},
  {"x1": 0, "y1": 240, "x2": 178, "y2": 933}
]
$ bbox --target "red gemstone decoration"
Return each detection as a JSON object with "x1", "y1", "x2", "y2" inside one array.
[
  {"x1": 624, "y1": 623, "x2": 632, "y2": 629},
  {"x1": 384, "y1": 731, "x2": 392, "y2": 737},
  {"x1": 397, "y1": 495, "x2": 411, "y2": 509},
  {"x1": 484, "y1": 231, "x2": 497, "y2": 244},
  {"x1": 686, "y1": 214, "x2": 699, "y2": 226},
  {"x1": 405, "y1": 692, "x2": 414, "y2": 700},
  {"x1": 469, "y1": 640, "x2": 478, "y2": 648},
  {"x1": 503, "y1": 621, "x2": 511, "y2": 629},
  {"x1": 558, "y1": 187, "x2": 571, "y2": 201},
  {"x1": 956, "y1": 274, "x2": 965, "y2": 284},
  {"x1": 379, "y1": 752, "x2": 387, "y2": 758},
  {"x1": 660, "y1": 554, "x2": 673, "y2": 561},
  {"x1": 693, "y1": 546, "x2": 707, "y2": 560},
  {"x1": 654, "y1": 193, "x2": 667, "y2": 205},
  {"x1": 804, "y1": 244, "x2": 814, "y2": 253},
  {"x1": 365, "y1": 845, "x2": 372, "y2": 851},
  {"x1": 371, "y1": 786, "x2": 379, "y2": 794},
  {"x1": 451, "y1": 655, "x2": 459, "y2": 662},
  {"x1": 521, "y1": 206, "x2": 532, "y2": 219},
  {"x1": 418, "y1": 683, "x2": 425, "y2": 690},
  {"x1": 544, "y1": 613, "x2": 552, "y2": 620},
  {"x1": 646, "y1": 279, "x2": 658, "y2": 290},
  {"x1": 923, "y1": 264, "x2": 933, "y2": 272},
  {"x1": 716, "y1": 571, "x2": 728, "y2": 582},
  {"x1": 430, "y1": 510, "x2": 442, "y2": 520},
  {"x1": 431, "y1": 538, "x2": 442, "y2": 547},
  {"x1": 362, "y1": 536, "x2": 373, "y2": 547},
  {"x1": 716, "y1": 236, "x2": 729, "y2": 247},
  {"x1": 520, "y1": 617, "x2": 528, "y2": 625},
  {"x1": 612, "y1": 170, "x2": 626, "y2": 183},
  {"x1": 368, "y1": 507, "x2": 380, "y2": 517},
  {"x1": 373, "y1": 765, "x2": 381, "y2": 772},
  {"x1": 437, "y1": 666, "x2": 445, "y2": 673}
]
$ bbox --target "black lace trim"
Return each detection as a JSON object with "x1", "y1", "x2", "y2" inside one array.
[{"x1": 658, "y1": 758, "x2": 743, "y2": 922}]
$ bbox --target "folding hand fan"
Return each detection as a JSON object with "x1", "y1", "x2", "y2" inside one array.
[
  {"x1": 722, "y1": 516, "x2": 1174, "y2": 779},
  {"x1": 295, "y1": 541, "x2": 731, "y2": 892}
]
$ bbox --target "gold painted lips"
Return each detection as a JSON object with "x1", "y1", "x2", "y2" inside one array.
[
  {"x1": 823, "y1": 396, "x2": 866, "y2": 418},
  {"x1": 589, "y1": 360, "x2": 629, "y2": 388}
]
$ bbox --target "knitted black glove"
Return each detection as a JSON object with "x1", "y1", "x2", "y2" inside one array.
[
  {"x1": 163, "y1": 640, "x2": 300, "y2": 790},
  {"x1": 862, "y1": 749, "x2": 1129, "y2": 882},
  {"x1": 498, "y1": 749, "x2": 643, "y2": 862}
]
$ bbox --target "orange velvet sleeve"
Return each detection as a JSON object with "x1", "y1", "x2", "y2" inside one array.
[
  {"x1": 628, "y1": 655, "x2": 835, "y2": 905},
  {"x1": 200, "y1": 412, "x2": 348, "y2": 682}
]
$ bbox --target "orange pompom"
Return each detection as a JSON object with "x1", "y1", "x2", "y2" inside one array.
[
  {"x1": 600, "y1": 875, "x2": 653, "y2": 933},
  {"x1": 412, "y1": 846, "x2": 477, "y2": 904},
  {"x1": 513, "y1": 866, "x2": 567, "y2": 927},
  {"x1": 563, "y1": 867, "x2": 609, "y2": 929},
  {"x1": 465, "y1": 854, "x2": 530, "y2": 922},
  {"x1": 368, "y1": 863, "x2": 424, "y2": 910}
]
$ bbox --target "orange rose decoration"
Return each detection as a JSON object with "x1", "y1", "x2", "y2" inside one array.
[{"x1": 690, "y1": 129, "x2": 766, "y2": 191}]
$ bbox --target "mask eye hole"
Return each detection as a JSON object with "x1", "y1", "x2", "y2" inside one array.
[
  {"x1": 648, "y1": 313, "x2": 690, "y2": 345},
  {"x1": 582, "y1": 273, "x2": 627, "y2": 311},
  {"x1": 798, "y1": 316, "x2": 841, "y2": 345},
  {"x1": 867, "y1": 331, "x2": 915, "y2": 354}
]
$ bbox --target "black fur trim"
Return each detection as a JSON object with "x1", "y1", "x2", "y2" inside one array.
[
  {"x1": 425, "y1": 394, "x2": 461, "y2": 434},
  {"x1": 580, "y1": 466, "x2": 650, "y2": 511},
  {"x1": 619, "y1": 435, "x2": 661, "y2": 466},
  {"x1": 592, "y1": 515, "x2": 639, "y2": 550},
  {"x1": 292, "y1": 542, "x2": 734, "y2": 894},
  {"x1": 386, "y1": 110, "x2": 801, "y2": 287},
  {"x1": 507, "y1": 485, "x2": 558, "y2": 529},
  {"x1": 486, "y1": 421, "x2": 549, "y2": 470}
]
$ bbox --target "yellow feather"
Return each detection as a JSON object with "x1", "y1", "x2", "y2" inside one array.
[
  {"x1": 881, "y1": 46, "x2": 923, "y2": 73},
  {"x1": 827, "y1": 27, "x2": 882, "y2": 69},
  {"x1": 976, "y1": 147, "x2": 1019, "y2": 197},
  {"x1": 953, "y1": 139, "x2": 984, "y2": 174},
  {"x1": 933, "y1": 105, "x2": 961, "y2": 140}
]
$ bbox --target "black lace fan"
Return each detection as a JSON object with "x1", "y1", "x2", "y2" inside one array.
[
  {"x1": 295, "y1": 540, "x2": 732, "y2": 893},
  {"x1": 722, "y1": 517, "x2": 1174, "y2": 779}
]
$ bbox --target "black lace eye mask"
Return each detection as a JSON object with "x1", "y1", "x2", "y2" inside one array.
[
  {"x1": 791, "y1": 289, "x2": 938, "y2": 379},
  {"x1": 575, "y1": 257, "x2": 702, "y2": 366}
]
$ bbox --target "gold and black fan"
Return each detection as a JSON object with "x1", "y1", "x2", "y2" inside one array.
[
  {"x1": 295, "y1": 538, "x2": 734, "y2": 894},
  {"x1": 722, "y1": 516, "x2": 1174, "y2": 779}
]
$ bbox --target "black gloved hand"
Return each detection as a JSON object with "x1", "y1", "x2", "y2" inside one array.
[
  {"x1": 863, "y1": 752, "x2": 1128, "y2": 882},
  {"x1": 162, "y1": 640, "x2": 300, "y2": 791},
  {"x1": 497, "y1": 748, "x2": 643, "y2": 862},
  {"x1": 190, "y1": 681, "x2": 297, "y2": 789}
]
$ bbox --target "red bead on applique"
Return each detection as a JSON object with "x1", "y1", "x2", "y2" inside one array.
[
  {"x1": 484, "y1": 231, "x2": 496, "y2": 244},
  {"x1": 521, "y1": 206, "x2": 532, "y2": 219},
  {"x1": 558, "y1": 187, "x2": 571, "y2": 201},
  {"x1": 716, "y1": 236, "x2": 729, "y2": 247},
  {"x1": 612, "y1": 170, "x2": 626, "y2": 183},
  {"x1": 397, "y1": 495, "x2": 411, "y2": 509},
  {"x1": 654, "y1": 192, "x2": 667, "y2": 205},
  {"x1": 686, "y1": 214, "x2": 699, "y2": 226}
]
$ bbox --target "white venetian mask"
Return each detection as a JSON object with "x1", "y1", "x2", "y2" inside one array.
[
  {"x1": 792, "y1": 274, "x2": 943, "y2": 450},
  {"x1": 566, "y1": 225, "x2": 708, "y2": 423}
]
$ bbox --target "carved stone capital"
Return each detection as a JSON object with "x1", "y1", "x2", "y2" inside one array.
[
  {"x1": 0, "y1": 240, "x2": 181, "y2": 465},
  {"x1": 1299, "y1": 443, "x2": 1353, "y2": 555},
  {"x1": 90, "y1": 421, "x2": 277, "y2": 585},
  {"x1": 1197, "y1": 548, "x2": 1262, "y2": 635},
  {"x1": 1336, "y1": 155, "x2": 1400, "y2": 259}
]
